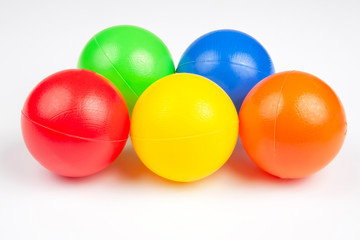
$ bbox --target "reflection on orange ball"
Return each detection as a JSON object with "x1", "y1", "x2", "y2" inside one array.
[{"x1": 239, "y1": 71, "x2": 347, "y2": 178}]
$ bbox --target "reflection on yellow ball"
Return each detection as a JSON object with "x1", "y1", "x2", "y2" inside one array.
[{"x1": 130, "y1": 73, "x2": 239, "y2": 182}]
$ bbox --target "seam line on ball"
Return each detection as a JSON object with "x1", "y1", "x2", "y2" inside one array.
[
  {"x1": 21, "y1": 112, "x2": 128, "y2": 143},
  {"x1": 177, "y1": 60, "x2": 266, "y2": 74},
  {"x1": 273, "y1": 72, "x2": 290, "y2": 155},
  {"x1": 93, "y1": 37, "x2": 139, "y2": 98},
  {"x1": 131, "y1": 128, "x2": 236, "y2": 141}
]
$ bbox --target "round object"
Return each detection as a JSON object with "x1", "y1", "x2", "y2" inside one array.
[
  {"x1": 131, "y1": 73, "x2": 238, "y2": 182},
  {"x1": 78, "y1": 25, "x2": 175, "y2": 114},
  {"x1": 21, "y1": 69, "x2": 130, "y2": 177},
  {"x1": 239, "y1": 71, "x2": 347, "y2": 178},
  {"x1": 177, "y1": 29, "x2": 274, "y2": 111}
]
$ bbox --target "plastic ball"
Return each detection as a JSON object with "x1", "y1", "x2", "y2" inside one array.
[
  {"x1": 177, "y1": 29, "x2": 274, "y2": 111},
  {"x1": 130, "y1": 73, "x2": 239, "y2": 182},
  {"x1": 239, "y1": 71, "x2": 347, "y2": 179},
  {"x1": 21, "y1": 69, "x2": 130, "y2": 177},
  {"x1": 78, "y1": 25, "x2": 175, "y2": 114}
]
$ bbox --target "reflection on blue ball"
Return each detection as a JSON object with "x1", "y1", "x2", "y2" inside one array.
[{"x1": 177, "y1": 29, "x2": 275, "y2": 111}]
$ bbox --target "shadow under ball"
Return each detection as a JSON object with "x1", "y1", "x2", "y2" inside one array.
[
  {"x1": 239, "y1": 71, "x2": 347, "y2": 179},
  {"x1": 78, "y1": 25, "x2": 175, "y2": 115},
  {"x1": 21, "y1": 69, "x2": 130, "y2": 177},
  {"x1": 177, "y1": 29, "x2": 274, "y2": 111}
]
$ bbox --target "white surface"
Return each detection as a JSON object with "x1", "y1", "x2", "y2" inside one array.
[{"x1": 1, "y1": 0, "x2": 359, "y2": 239}]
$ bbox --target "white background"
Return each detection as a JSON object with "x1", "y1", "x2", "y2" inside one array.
[{"x1": 1, "y1": 0, "x2": 359, "y2": 239}]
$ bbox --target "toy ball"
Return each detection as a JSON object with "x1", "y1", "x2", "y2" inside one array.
[
  {"x1": 239, "y1": 71, "x2": 347, "y2": 179},
  {"x1": 21, "y1": 69, "x2": 130, "y2": 177},
  {"x1": 78, "y1": 25, "x2": 175, "y2": 115},
  {"x1": 177, "y1": 29, "x2": 274, "y2": 111},
  {"x1": 130, "y1": 73, "x2": 239, "y2": 182}
]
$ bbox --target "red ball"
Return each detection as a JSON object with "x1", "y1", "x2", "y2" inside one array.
[{"x1": 21, "y1": 69, "x2": 130, "y2": 177}]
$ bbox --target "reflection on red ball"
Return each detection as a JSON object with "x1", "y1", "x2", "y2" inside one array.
[
  {"x1": 239, "y1": 71, "x2": 347, "y2": 179},
  {"x1": 21, "y1": 69, "x2": 130, "y2": 177}
]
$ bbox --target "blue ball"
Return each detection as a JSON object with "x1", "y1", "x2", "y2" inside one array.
[{"x1": 177, "y1": 29, "x2": 275, "y2": 111}]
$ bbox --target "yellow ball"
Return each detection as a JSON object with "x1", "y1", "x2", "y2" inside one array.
[{"x1": 130, "y1": 73, "x2": 239, "y2": 182}]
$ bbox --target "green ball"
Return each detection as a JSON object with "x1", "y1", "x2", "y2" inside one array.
[{"x1": 78, "y1": 25, "x2": 175, "y2": 114}]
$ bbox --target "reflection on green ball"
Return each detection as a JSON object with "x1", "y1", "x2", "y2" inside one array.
[{"x1": 78, "y1": 25, "x2": 175, "y2": 114}]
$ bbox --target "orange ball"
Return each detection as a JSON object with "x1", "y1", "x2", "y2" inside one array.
[{"x1": 239, "y1": 71, "x2": 347, "y2": 178}]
